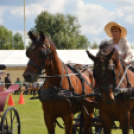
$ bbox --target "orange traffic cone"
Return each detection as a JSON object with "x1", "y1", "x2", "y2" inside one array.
[
  {"x1": 7, "y1": 94, "x2": 15, "y2": 106},
  {"x1": 18, "y1": 93, "x2": 25, "y2": 104}
]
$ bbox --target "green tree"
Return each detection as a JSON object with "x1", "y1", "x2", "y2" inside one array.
[
  {"x1": 13, "y1": 32, "x2": 24, "y2": 49},
  {"x1": 90, "y1": 41, "x2": 99, "y2": 49},
  {"x1": 0, "y1": 25, "x2": 24, "y2": 49},
  {"x1": 31, "y1": 11, "x2": 90, "y2": 49}
]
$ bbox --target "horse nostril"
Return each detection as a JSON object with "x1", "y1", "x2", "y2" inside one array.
[
  {"x1": 27, "y1": 74, "x2": 31, "y2": 79},
  {"x1": 23, "y1": 71, "x2": 37, "y2": 83},
  {"x1": 23, "y1": 73, "x2": 31, "y2": 80}
]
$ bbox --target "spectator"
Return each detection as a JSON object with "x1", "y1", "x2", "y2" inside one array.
[
  {"x1": 15, "y1": 77, "x2": 21, "y2": 88},
  {"x1": 23, "y1": 81, "x2": 31, "y2": 95},
  {"x1": 0, "y1": 77, "x2": 4, "y2": 91},
  {"x1": 14, "y1": 77, "x2": 21, "y2": 94},
  {"x1": 0, "y1": 77, "x2": 4, "y2": 86},
  {"x1": 5, "y1": 73, "x2": 12, "y2": 89}
]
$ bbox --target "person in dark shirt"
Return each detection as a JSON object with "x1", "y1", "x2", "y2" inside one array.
[
  {"x1": 5, "y1": 73, "x2": 12, "y2": 89},
  {"x1": 0, "y1": 77, "x2": 4, "y2": 91}
]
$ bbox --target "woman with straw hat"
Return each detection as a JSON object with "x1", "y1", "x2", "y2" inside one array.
[{"x1": 105, "y1": 21, "x2": 132, "y2": 62}]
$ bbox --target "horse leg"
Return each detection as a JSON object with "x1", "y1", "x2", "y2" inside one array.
[
  {"x1": 118, "y1": 112, "x2": 129, "y2": 134},
  {"x1": 131, "y1": 113, "x2": 134, "y2": 134},
  {"x1": 44, "y1": 115, "x2": 55, "y2": 134},
  {"x1": 62, "y1": 113, "x2": 73, "y2": 134},
  {"x1": 100, "y1": 110, "x2": 113, "y2": 134},
  {"x1": 83, "y1": 107, "x2": 94, "y2": 134}
]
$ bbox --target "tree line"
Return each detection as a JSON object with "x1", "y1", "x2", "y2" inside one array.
[
  {"x1": 0, "y1": 11, "x2": 99, "y2": 50},
  {"x1": 0, "y1": 26, "x2": 24, "y2": 49}
]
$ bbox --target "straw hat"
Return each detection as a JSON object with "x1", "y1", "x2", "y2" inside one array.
[{"x1": 104, "y1": 21, "x2": 127, "y2": 38}]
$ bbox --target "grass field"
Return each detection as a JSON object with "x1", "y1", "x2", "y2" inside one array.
[{"x1": 2, "y1": 95, "x2": 134, "y2": 134}]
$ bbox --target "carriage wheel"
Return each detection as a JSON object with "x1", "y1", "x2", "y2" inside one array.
[
  {"x1": 72, "y1": 126, "x2": 77, "y2": 134},
  {"x1": 72, "y1": 112, "x2": 84, "y2": 134},
  {"x1": 91, "y1": 108, "x2": 104, "y2": 134},
  {"x1": 1, "y1": 107, "x2": 20, "y2": 134}
]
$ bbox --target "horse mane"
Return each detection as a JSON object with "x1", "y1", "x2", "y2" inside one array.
[
  {"x1": 49, "y1": 39, "x2": 57, "y2": 50},
  {"x1": 97, "y1": 40, "x2": 119, "y2": 60}
]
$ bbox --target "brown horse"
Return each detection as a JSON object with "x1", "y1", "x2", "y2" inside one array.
[
  {"x1": 86, "y1": 41, "x2": 134, "y2": 134},
  {"x1": 23, "y1": 31, "x2": 95, "y2": 134}
]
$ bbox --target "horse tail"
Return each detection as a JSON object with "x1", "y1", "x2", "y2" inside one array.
[{"x1": 55, "y1": 120, "x2": 64, "y2": 129}]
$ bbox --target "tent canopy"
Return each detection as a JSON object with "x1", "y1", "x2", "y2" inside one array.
[{"x1": 0, "y1": 49, "x2": 109, "y2": 67}]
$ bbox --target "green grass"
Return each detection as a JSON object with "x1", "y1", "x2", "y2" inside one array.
[
  {"x1": 2, "y1": 95, "x2": 134, "y2": 134},
  {"x1": 3, "y1": 95, "x2": 65, "y2": 134}
]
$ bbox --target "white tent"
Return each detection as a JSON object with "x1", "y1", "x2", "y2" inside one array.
[
  {"x1": 0, "y1": 50, "x2": 27, "y2": 67},
  {"x1": 0, "y1": 50, "x2": 99, "y2": 67}
]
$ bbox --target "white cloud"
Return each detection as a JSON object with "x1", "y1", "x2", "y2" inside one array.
[
  {"x1": 114, "y1": 6, "x2": 134, "y2": 25},
  {"x1": 7, "y1": 0, "x2": 116, "y2": 36},
  {"x1": 0, "y1": 8, "x2": 5, "y2": 24},
  {"x1": 10, "y1": 0, "x2": 66, "y2": 17},
  {"x1": 93, "y1": 37, "x2": 102, "y2": 45},
  {"x1": 115, "y1": 9, "x2": 124, "y2": 18},
  {"x1": 11, "y1": 7, "x2": 23, "y2": 15},
  {"x1": 1, "y1": 0, "x2": 134, "y2": 46},
  {"x1": 97, "y1": 0, "x2": 134, "y2": 6},
  {"x1": 124, "y1": 15, "x2": 134, "y2": 24},
  {"x1": 66, "y1": 1, "x2": 115, "y2": 36}
]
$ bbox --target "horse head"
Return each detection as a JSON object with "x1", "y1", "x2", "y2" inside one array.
[
  {"x1": 23, "y1": 31, "x2": 52, "y2": 82},
  {"x1": 86, "y1": 41, "x2": 120, "y2": 104}
]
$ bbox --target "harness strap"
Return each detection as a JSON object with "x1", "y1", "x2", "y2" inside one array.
[
  {"x1": 67, "y1": 64, "x2": 85, "y2": 95},
  {"x1": 59, "y1": 63, "x2": 64, "y2": 88},
  {"x1": 28, "y1": 62, "x2": 41, "y2": 70},
  {"x1": 64, "y1": 64, "x2": 76, "y2": 93},
  {"x1": 28, "y1": 56, "x2": 47, "y2": 74},
  {"x1": 120, "y1": 59, "x2": 132, "y2": 88},
  {"x1": 67, "y1": 64, "x2": 95, "y2": 91}
]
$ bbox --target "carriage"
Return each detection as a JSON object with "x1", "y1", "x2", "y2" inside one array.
[
  {"x1": 24, "y1": 31, "x2": 134, "y2": 134},
  {"x1": 0, "y1": 65, "x2": 20, "y2": 134}
]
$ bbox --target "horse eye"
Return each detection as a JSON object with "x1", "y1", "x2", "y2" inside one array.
[
  {"x1": 39, "y1": 50, "x2": 46, "y2": 59},
  {"x1": 26, "y1": 48, "x2": 30, "y2": 58}
]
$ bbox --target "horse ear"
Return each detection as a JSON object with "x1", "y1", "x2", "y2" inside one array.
[
  {"x1": 86, "y1": 50, "x2": 96, "y2": 61},
  {"x1": 39, "y1": 31, "x2": 45, "y2": 41},
  {"x1": 28, "y1": 31, "x2": 35, "y2": 40},
  {"x1": 107, "y1": 48, "x2": 115, "y2": 59}
]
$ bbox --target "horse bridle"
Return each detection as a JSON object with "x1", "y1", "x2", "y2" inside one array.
[
  {"x1": 26, "y1": 43, "x2": 52, "y2": 74},
  {"x1": 26, "y1": 43, "x2": 95, "y2": 94},
  {"x1": 93, "y1": 59, "x2": 122, "y2": 93}
]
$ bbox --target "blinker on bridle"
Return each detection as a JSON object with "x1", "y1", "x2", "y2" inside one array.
[
  {"x1": 93, "y1": 59, "x2": 122, "y2": 93},
  {"x1": 26, "y1": 43, "x2": 52, "y2": 74}
]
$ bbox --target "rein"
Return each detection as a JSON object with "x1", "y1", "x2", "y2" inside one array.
[
  {"x1": 116, "y1": 59, "x2": 133, "y2": 88},
  {"x1": 38, "y1": 72, "x2": 80, "y2": 78},
  {"x1": 39, "y1": 64, "x2": 95, "y2": 91}
]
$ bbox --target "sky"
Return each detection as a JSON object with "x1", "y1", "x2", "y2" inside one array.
[{"x1": 1, "y1": 0, "x2": 134, "y2": 48}]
